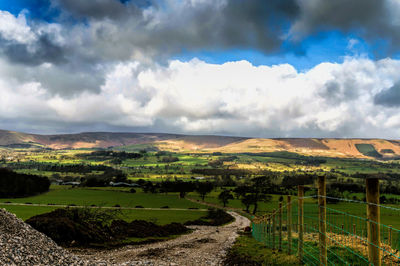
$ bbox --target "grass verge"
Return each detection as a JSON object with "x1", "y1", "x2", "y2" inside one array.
[{"x1": 223, "y1": 234, "x2": 300, "y2": 266}]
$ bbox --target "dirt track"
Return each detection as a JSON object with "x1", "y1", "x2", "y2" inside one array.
[{"x1": 73, "y1": 211, "x2": 250, "y2": 265}]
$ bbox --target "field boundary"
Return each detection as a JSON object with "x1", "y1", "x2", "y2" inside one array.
[
  {"x1": 0, "y1": 202, "x2": 208, "y2": 212},
  {"x1": 251, "y1": 177, "x2": 400, "y2": 265}
]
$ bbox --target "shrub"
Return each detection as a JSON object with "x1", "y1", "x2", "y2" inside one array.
[{"x1": 185, "y1": 209, "x2": 234, "y2": 226}]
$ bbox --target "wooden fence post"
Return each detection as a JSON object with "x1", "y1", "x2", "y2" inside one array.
[
  {"x1": 298, "y1": 185, "x2": 304, "y2": 262},
  {"x1": 272, "y1": 210, "x2": 276, "y2": 250},
  {"x1": 267, "y1": 217, "x2": 271, "y2": 247},
  {"x1": 389, "y1": 225, "x2": 392, "y2": 247},
  {"x1": 366, "y1": 178, "x2": 381, "y2": 266},
  {"x1": 279, "y1": 202, "x2": 283, "y2": 251},
  {"x1": 318, "y1": 176, "x2": 327, "y2": 266},
  {"x1": 287, "y1": 195, "x2": 292, "y2": 255},
  {"x1": 263, "y1": 217, "x2": 266, "y2": 246}
]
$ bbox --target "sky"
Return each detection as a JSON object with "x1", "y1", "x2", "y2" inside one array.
[{"x1": 1, "y1": 0, "x2": 400, "y2": 138}]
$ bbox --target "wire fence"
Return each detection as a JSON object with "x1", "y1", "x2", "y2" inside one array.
[{"x1": 251, "y1": 178, "x2": 400, "y2": 266}]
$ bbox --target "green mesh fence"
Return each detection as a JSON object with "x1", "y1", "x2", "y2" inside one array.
[{"x1": 251, "y1": 195, "x2": 400, "y2": 266}]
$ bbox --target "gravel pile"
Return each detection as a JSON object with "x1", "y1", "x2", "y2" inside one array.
[{"x1": 0, "y1": 208, "x2": 101, "y2": 265}]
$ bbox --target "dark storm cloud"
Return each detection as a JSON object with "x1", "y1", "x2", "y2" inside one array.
[
  {"x1": 54, "y1": 0, "x2": 129, "y2": 19},
  {"x1": 0, "y1": 35, "x2": 66, "y2": 65},
  {"x1": 374, "y1": 83, "x2": 400, "y2": 107},
  {"x1": 213, "y1": 0, "x2": 300, "y2": 51},
  {"x1": 292, "y1": 0, "x2": 400, "y2": 50},
  {"x1": 50, "y1": 0, "x2": 301, "y2": 60}
]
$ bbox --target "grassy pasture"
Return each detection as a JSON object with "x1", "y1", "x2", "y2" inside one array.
[
  {"x1": 5, "y1": 148, "x2": 400, "y2": 179},
  {"x1": 0, "y1": 185, "x2": 204, "y2": 209},
  {"x1": 0, "y1": 185, "x2": 207, "y2": 224},
  {"x1": 0, "y1": 205, "x2": 205, "y2": 224},
  {"x1": 355, "y1": 143, "x2": 381, "y2": 158}
]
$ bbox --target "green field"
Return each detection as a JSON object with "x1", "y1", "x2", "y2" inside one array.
[
  {"x1": 355, "y1": 144, "x2": 382, "y2": 158},
  {"x1": 0, "y1": 185, "x2": 208, "y2": 224},
  {"x1": 0, "y1": 205, "x2": 205, "y2": 224},
  {"x1": 4, "y1": 148, "x2": 400, "y2": 179},
  {"x1": 3, "y1": 147, "x2": 400, "y2": 230},
  {"x1": 0, "y1": 185, "x2": 204, "y2": 208}
]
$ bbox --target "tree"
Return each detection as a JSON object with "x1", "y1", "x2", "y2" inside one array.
[
  {"x1": 175, "y1": 181, "x2": 196, "y2": 198},
  {"x1": 240, "y1": 193, "x2": 254, "y2": 213},
  {"x1": 0, "y1": 168, "x2": 50, "y2": 197},
  {"x1": 218, "y1": 189, "x2": 233, "y2": 207},
  {"x1": 236, "y1": 176, "x2": 273, "y2": 214},
  {"x1": 195, "y1": 182, "x2": 214, "y2": 201},
  {"x1": 325, "y1": 188, "x2": 343, "y2": 204},
  {"x1": 233, "y1": 185, "x2": 248, "y2": 200}
]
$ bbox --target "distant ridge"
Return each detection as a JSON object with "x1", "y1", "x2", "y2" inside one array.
[{"x1": 0, "y1": 129, "x2": 399, "y2": 159}]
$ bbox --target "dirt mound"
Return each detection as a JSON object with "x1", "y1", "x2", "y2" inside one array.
[
  {"x1": 0, "y1": 208, "x2": 90, "y2": 265},
  {"x1": 27, "y1": 208, "x2": 189, "y2": 247},
  {"x1": 26, "y1": 208, "x2": 111, "y2": 246},
  {"x1": 110, "y1": 219, "x2": 188, "y2": 238}
]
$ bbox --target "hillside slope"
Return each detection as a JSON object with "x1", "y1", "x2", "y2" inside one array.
[{"x1": 0, "y1": 129, "x2": 399, "y2": 159}]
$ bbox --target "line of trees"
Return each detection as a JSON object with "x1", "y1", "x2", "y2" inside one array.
[
  {"x1": 6, "y1": 162, "x2": 114, "y2": 173},
  {"x1": 139, "y1": 180, "x2": 215, "y2": 200},
  {"x1": 0, "y1": 168, "x2": 50, "y2": 197}
]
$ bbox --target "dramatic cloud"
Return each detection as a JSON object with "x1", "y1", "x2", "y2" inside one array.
[
  {"x1": 1, "y1": 55, "x2": 400, "y2": 137},
  {"x1": 374, "y1": 82, "x2": 400, "y2": 107},
  {"x1": 49, "y1": 0, "x2": 300, "y2": 63},
  {"x1": 1, "y1": 1, "x2": 400, "y2": 137},
  {"x1": 291, "y1": 0, "x2": 400, "y2": 50},
  {"x1": 54, "y1": 0, "x2": 129, "y2": 19}
]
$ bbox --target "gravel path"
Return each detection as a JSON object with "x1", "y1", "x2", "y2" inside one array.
[
  {"x1": 0, "y1": 207, "x2": 249, "y2": 265},
  {"x1": 73, "y1": 211, "x2": 250, "y2": 266}
]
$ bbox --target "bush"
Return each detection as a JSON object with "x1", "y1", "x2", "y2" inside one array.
[
  {"x1": 130, "y1": 188, "x2": 136, "y2": 193},
  {"x1": 184, "y1": 209, "x2": 234, "y2": 226}
]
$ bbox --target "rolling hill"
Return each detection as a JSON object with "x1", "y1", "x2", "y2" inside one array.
[{"x1": 1, "y1": 129, "x2": 400, "y2": 159}]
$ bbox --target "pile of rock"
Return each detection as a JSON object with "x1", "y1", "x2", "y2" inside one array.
[{"x1": 0, "y1": 208, "x2": 97, "y2": 265}]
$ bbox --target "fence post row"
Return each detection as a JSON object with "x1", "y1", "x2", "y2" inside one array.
[
  {"x1": 298, "y1": 185, "x2": 304, "y2": 262},
  {"x1": 287, "y1": 195, "x2": 292, "y2": 255},
  {"x1": 251, "y1": 176, "x2": 387, "y2": 266},
  {"x1": 279, "y1": 202, "x2": 282, "y2": 251},
  {"x1": 366, "y1": 178, "x2": 381, "y2": 266},
  {"x1": 272, "y1": 209, "x2": 276, "y2": 250},
  {"x1": 318, "y1": 176, "x2": 327, "y2": 266}
]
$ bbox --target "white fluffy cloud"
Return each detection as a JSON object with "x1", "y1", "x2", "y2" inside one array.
[
  {"x1": 1, "y1": 56, "x2": 400, "y2": 137},
  {"x1": 0, "y1": 10, "x2": 36, "y2": 44}
]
